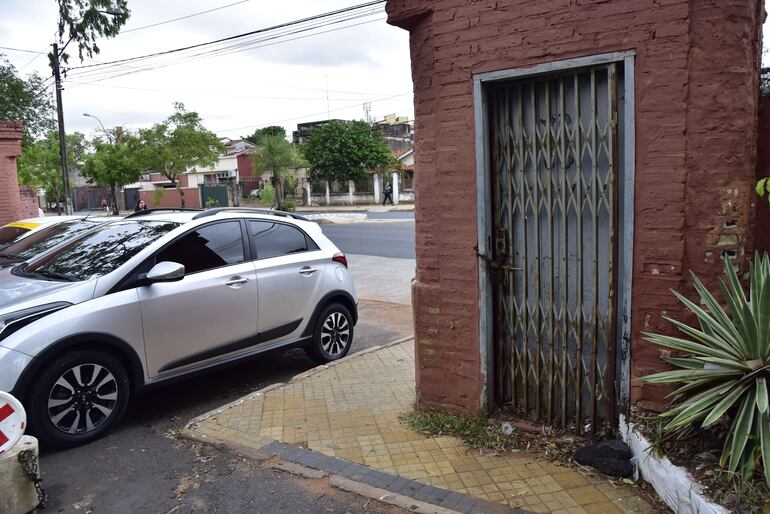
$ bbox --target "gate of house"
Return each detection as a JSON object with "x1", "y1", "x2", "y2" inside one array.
[
  {"x1": 199, "y1": 184, "x2": 229, "y2": 208},
  {"x1": 489, "y1": 63, "x2": 622, "y2": 434}
]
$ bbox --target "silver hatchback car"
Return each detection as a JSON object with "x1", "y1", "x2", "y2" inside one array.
[{"x1": 0, "y1": 208, "x2": 357, "y2": 447}]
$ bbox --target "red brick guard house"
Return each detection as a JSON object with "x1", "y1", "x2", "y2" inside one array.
[{"x1": 386, "y1": 0, "x2": 765, "y2": 433}]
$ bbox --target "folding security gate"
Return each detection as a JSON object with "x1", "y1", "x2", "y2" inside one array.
[{"x1": 488, "y1": 63, "x2": 620, "y2": 434}]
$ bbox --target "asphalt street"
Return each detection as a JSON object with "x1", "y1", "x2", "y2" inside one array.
[
  {"x1": 37, "y1": 219, "x2": 416, "y2": 514},
  {"x1": 321, "y1": 220, "x2": 415, "y2": 259}
]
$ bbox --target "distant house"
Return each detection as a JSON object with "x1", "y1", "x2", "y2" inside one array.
[
  {"x1": 292, "y1": 119, "x2": 349, "y2": 145},
  {"x1": 186, "y1": 138, "x2": 257, "y2": 194},
  {"x1": 375, "y1": 114, "x2": 414, "y2": 153}
]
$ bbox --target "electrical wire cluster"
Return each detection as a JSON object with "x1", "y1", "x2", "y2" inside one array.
[{"x1": 63, "y1": 1, "x2": 386, "y2": 84}]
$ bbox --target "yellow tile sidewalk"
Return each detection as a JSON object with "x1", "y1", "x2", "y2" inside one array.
[{"x1": 186, "y1": 340, "x2": 655, "y2": 513}]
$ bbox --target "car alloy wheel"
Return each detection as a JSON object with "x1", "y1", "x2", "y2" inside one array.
[
  {"x1": 320, "y1": 311, "x2": 350, "y2": 358},
  {"x1": 47, "y1": 363, "x2": 119, "y2": 435}
]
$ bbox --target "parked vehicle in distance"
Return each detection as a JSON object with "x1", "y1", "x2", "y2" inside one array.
[
  {"x1": 248, "y1": 188, "x2": 262, "y2": 199},
  {"x1": 0, "y1": 218, "x2": 120, "y2": 268},
  {"x1": 0, "y1": 208, "x2": 357, "y2": 448},
  {"x1": 0, "y1": 216, "x2": 84, "y2": 251}
]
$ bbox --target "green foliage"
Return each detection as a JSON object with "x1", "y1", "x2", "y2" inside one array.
[
  {"x1": 252, "y1": 135, "x2": 303, "y2": 210},
  {"x1": 641, "y1": 253, "x2": 770, "y2": 487},
  {"x1": 205, "y1": 197, "x2": 220, "y2": 208},
  {"x1": 17, "y1": 131, "x2": 87, "y2": 202},
  {"x1": 0, "y1": 55, "x2": 54, "y2": 147},
  {"x1": 82, "y1": 135, "x2": 143, "y2": 212},
  {"x1": 756, "y1": 178, "x2": 770, "y2": 205},
  {"x1": 152, "y1": 187, "x2": 165, "y2": 206},
  {"x1": 132, "y1": 102, "x2": 225, "y2": 207},
  {"x1": 283, "y1": 198, "x2": 296, "y2": 212},
  {"x1": 258, "y1": 185, "x2": 276, "y2": 207},
  {"x1": 54, "y1": 0, "x2": 130, "y2": 66},
  {"x1": 302, "y1": 120, "x2": 391, "y2": 183},
  {"x1": 244, "y1": 125, "x2": 286, "y2": 145},
  {"x1": 401, "y1": 410, "x2": 501, "y2": 450}
]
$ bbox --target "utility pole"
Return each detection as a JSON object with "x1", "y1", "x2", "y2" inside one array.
[{"x1": 52, "y1": 43, "x2": 72, "y2": 215}]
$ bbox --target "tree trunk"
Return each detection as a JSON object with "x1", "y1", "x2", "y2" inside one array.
[
  {"x1": 110, "y1": 183, "x2": 120, "y2": 215},
  {"x1": 272, "y1": 175, "x2": 285, "y2": 210},
  {"x1": 167, "y1": 174, "x2": 184, "y2": 208}
]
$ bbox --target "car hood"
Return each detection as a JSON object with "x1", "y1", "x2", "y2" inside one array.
[{"x1": 0, "y1": 267, "x2": 95, "y2": 314}]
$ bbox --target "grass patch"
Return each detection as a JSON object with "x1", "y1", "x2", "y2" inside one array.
[{"x1": 400, "y1": 410, "x2": 506, "y2": 451}]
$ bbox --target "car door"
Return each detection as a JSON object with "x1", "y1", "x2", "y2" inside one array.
[
  {"x1": 248, "y1": 220, "x2": 326, "y2": 342},
  {"x1": 139, "y1": 220, "x2": 258, "y2": 376}
]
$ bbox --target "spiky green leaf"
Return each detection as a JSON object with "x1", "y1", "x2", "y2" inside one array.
[
  {"x1": 702, "y1": 383, "x2": 750, "y2": 427},
  {"x1": 727, "y1": 390, "x2": 756, "y2": 473},
  {"x1": 756, "y1": 377, "x2": 768, "y2": 415}
]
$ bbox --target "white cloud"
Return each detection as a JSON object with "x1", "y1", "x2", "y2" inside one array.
[{"x1": 0, "y1": 0, "x2": 414, "y2": 140}]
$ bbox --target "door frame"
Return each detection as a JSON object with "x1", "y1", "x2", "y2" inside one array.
[{"x1": 473, "y1": 51, "x2": 636, "y2": 425}]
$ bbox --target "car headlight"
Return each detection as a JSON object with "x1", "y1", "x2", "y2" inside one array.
[{"x1": 0, "y1": 302, "x2": 71, "y2": 342}]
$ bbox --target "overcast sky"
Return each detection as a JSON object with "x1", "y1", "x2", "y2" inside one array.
[
  {"x1": 0, "y1": 0, "x2": 413, "y2": 141},
  {"x1": 1, "y1": 0, "x2": 769, "y2": 143}
]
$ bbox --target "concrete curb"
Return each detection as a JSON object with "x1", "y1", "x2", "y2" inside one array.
[
  {"x1": 329, "y1": 475, "x2": 460, "y2": 514},
  {"x1": 620, "y1": 417, "x2": 728, "y2": 514}
]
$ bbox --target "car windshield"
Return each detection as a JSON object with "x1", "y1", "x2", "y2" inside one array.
[
  {"x1": 22, "y1": 221, "x2": 178, "y2": 282},
  {"x1": 0, "y1": 220, "x2": 104, "y2": 262},
  {"x1": 0, "y1": 225, "x2": 32, "y2": 250}
]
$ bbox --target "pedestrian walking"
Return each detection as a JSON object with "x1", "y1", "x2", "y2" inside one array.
[
  {"x1": 134, "y1": 198, "x2": 148, "y2": 212},
  {"x1": 383, "y1": 182, "x2": 393, "y2": 205},
  {"x1": 101, "y1": 197, "x2": 108, "y2": 212}
]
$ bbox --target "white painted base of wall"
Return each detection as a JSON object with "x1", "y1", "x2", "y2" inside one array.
[
  {"x1": 619, "y1": 415, "x2": 728, "y2": 514},
  {"x1": 0, "y1": 436, "x2": 40, "y2": 514}
]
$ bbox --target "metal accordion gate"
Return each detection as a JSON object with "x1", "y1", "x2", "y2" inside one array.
[{"x1": 488, "y1": 63, "x2": 619, "y2": 434}]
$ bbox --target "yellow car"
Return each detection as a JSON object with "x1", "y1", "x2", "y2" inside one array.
[{"x1": 0, "y1": 216, "x2": 85, "y2": 251}]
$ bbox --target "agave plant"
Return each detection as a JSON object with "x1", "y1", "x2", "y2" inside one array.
[{"x1": 642, "y1": 253, "x2": 770, "y2": 486}]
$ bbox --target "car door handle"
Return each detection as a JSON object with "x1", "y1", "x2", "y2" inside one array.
[
  {"x1": 299, "y1": 266, "x2": 318, "y2": 276},
  {"x1": 225, "y1": 277, "x2": 249, "y2": 287}
]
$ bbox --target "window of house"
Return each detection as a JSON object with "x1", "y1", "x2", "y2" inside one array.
[
  {"x1": 248, "y1": 221, "x2": 318, "y2": 259},
  {"x1": 157, "y1": 221, "x2": 244, "y2": 274}
]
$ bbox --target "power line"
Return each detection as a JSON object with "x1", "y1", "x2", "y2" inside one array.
[
  {"x1": 65, "y1": 14, "x2": 385, "y2": 83},
  {"x1": 214, "y1": 91, "x2": 412, "y2": 133},
  {"x1": 64, "y1": 80, "x2": 389, "y2": 102},
  {"x1": 67, "y1": 1, "x2": 384, "y2": 72},
  {"x1": 0, "y1": 45, "x2": 46, "y2": 54},
  {"x1": 121, "y1": 0, "x2": 251, "y2": 33}
]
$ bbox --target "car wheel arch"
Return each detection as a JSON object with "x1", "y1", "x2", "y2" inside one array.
[
  {"x1": 11, "y1": 333, "x2": 145, "y2": 401},
  {"x1": 301, "y1": 290, "x2": 357, "y2": 338}
]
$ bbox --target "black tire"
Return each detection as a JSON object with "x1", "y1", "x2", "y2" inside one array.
[
  {"x1": 27, "y1": 349, "x2": 130, "y2": 448},
  {"x1": 305, "y1": 302, "x2": 354, "y2": 364}
]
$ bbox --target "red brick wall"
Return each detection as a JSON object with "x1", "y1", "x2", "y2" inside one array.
[
  {"x1": 387, "y1": 0, "x2": 764, "y2": 414},
  {"x1": 19, "y1": 186, "x2": 39, "y2": 218},
  {"x1": 0, "y1": 122, "x2": 27, "y2": 225},
  {"x1": 755, "y1": 96, "x2": 770, "y2": 254},
  {"x1": 139, "y1": 187, "x2": 202, "y2": 209},
  {"x1": 237, "y1": 153, "x2": 254, "y2": 179}
]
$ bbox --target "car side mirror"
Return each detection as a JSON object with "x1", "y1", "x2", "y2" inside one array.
[{"x1": 143, "y1": 261, "x2": 185, "y2": 283}]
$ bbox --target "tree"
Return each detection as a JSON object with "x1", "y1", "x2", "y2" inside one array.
[
  {"x1": 82, "y1": 134, "x2": 142, "y2": 214},
  {"x1": 132, "y1": 102, "x2": 224, "y2": 207},
  {"x1": 0, "y1": 55, "x2": 55, "y2": 147},
  {"x1": 54, "y1": 0, "x2": 130, "y2": 68},
  {"x1": 302, "y1": 121, "x2": 391, "y2": 183},
  {"x1": 253, "y1": 135, "x2": 304, "y2": 211},
  {"x1": 244, "y1": 126, "x2": 287, "y2": 145},
  {"x1": 17, "y1": 131, "x2": 86, "y2": 213}
]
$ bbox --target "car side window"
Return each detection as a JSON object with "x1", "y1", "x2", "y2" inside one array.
[
  {"x1": 157, "y1": 221, "x2": 245, "y2": 274},
  {"x1": 248, "y1": 220, "x2": 318, "y2": 260}
]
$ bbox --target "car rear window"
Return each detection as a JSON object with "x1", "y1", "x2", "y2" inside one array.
[
  {"x1": 248, "y1": 220, "x2": 318, "y2": 259},
  {"x1": 0, "y1": 226, "x2": 30, "y2": 249},
  {"x1": 23, "y1": 221, "x2": 178, "y2": 282},
  {"x1": 0, "y1": 220, "x2": 104, "y2": 261}
]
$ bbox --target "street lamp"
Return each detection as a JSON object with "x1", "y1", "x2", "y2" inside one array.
[
  {"x1": 83, "y1": 113, "x2": 118, "y2": 214},
  {"x1": 83, "y1": 113, "x2": 113, "y2": 143}
]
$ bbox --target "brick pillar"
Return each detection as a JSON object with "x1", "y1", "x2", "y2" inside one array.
[{"x1": 0, "y1": 122, "x2": 25, "y2": 226}]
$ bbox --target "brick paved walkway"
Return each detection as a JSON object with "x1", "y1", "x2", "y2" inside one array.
[{"x1": 186, "y1": 340, "x2": 654, "y2": 514}]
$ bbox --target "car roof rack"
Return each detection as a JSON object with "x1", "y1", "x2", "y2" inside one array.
[
  {"x1": 125, "y1": 208, "x2": 204, "y2": 219},
  {"x1": 191, "y1": 207, "x2": 309, "y2": 222}
]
